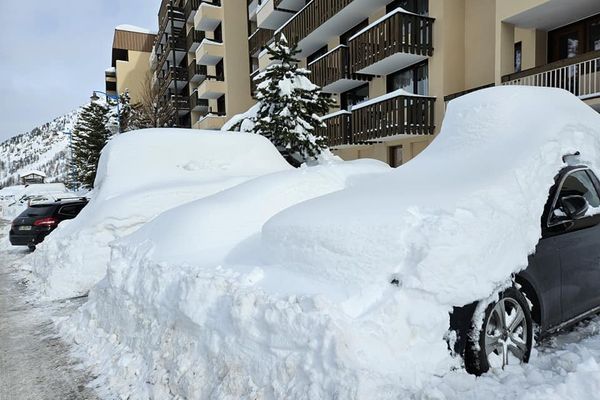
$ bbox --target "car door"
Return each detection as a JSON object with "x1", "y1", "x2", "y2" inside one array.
[{"x1": 548, "y1": 168, "x2": 600, "y2": 322}]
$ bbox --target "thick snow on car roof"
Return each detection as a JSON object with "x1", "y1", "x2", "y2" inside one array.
[{"x1": 263, "y1": 86, "x2": 600, "y2": 306}]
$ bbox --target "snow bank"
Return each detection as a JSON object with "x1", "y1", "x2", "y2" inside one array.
[
  {"x1": 63, "y1": 88, "x2": 600, "y2": 398},
  {"x1": 27, "y1": 129, "x2": 291, "y2": 299}
]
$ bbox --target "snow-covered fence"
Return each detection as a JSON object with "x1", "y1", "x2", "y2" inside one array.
[{"x1": 503, "y1": 51, "x2": 600, "y2": 99}]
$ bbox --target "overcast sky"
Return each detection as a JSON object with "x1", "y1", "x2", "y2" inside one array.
[{"x1": 0, "y1": 0, "x2": 159, "y2": 142}]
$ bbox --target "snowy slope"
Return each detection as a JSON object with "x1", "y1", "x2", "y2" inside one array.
[{"x1": 0, "y1": 109, "x2": 80, "y2": 188}]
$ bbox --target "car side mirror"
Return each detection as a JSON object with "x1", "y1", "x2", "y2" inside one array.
[{"x1": 560, "y1": 195, "x2": 589, "y2": 220}]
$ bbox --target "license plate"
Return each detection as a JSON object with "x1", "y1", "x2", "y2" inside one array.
[{"x1": 18, "y1": 226, "x2": 32, "y2": 231}]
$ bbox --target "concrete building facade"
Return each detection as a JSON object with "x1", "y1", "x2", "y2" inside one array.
[
  {"x1": 152, "y1": 0, "x2": 600, "y2": 165},
  {"x1": 105, "y1": 26, "x2": 156, "y2": 104}
]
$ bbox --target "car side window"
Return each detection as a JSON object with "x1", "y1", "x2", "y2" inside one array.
[
  {"x1": 551, "y1": 170, "x2": 600, "y2": 221},
  {"x1": 58, "y1": 204, "x2": 84, "y2": 217}
]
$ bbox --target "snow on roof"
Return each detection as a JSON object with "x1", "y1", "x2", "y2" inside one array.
[
  {"x1": 21, "y1": 170, "x2": 47, "y2": 177},
  {"x1": 105, "y1": 67, "x2": 116, "y2": 73},
  {"x1": 319, "y1": 109, "x2": 351, "y2": 121},
  {"x1": 351, "y1": 88, "x2": 433, "y2": 111},
  {"x1": 115, "y1": 24, "x2": 156, "y2": 34},
  {"x1": 348, "y1": 7, "x2": 419, "y2": 42}
]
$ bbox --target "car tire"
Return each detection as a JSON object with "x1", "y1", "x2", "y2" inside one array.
[
  {"x1": 464, "y1": 287, "x2": 533, "y2": 375},
  {"x1": 28, "y1": 245, "x2": 36, "y2": 252}
]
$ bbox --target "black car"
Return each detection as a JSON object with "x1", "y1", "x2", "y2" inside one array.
[
  {"x1": 9, "y1": 198, "x2": 88, "y2": 250},
  {"x1": 451, "y1": 164, "x2": 600, "y2": 374}
]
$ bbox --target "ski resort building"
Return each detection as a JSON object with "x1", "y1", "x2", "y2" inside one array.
[
  {"x1": 151, "y1": 0, "x2": 600, "y2": 166},
  {"x1": 105, "y1": 26, "x2": 156, "y2": 104}
]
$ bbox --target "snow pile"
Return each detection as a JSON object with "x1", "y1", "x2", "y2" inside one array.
[
  {"x1": 27, "y1": 129, "x2": 291, "y2": 299},
  {"x1": 63, "y1": 87, "x2": 600, "y2": 398},
  {"x1": 62, "y1": 157, "x2": 391, "y2": 399}
]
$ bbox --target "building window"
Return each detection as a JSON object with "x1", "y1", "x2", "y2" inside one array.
[
  {"x1": 216, "y1": 59, "x2": 225, "y2": 81},
  {"x1": 214, "y1": 23, "x2": 223, "y2": 43},
  {"x1": 548, "y1": 13, "x2": 600, "y2": 62},
  {"x1": 387, "y1": 61, "x2": 428, "y2": 95},
  {"x1": 389, "y1": 145, "x2": 403, "y2": 167},
  {"x1": 217, "y1": 95, "x2": 226, "y2": 115},
  {"x1": 307, "y1": 45, "x2": 328, "y2": 65},
  {"x1": 514, "y1": 41, "x2": 522, "y2": 72},
  {"x1": 341, "y1": 84, "x2": 369, "y2": 110},
  {"x1": 386, "y1": 0, "x2": 428, "y2": 15},
  {"x1": 340, "y1": 19, "x2": 369, "y2": 45}
]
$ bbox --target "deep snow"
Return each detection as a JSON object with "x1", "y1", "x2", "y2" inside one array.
[
  {"x1": 25, "y1": 129, "x2": 291, "y2": 299},
  {"x1": 37, "y1": 87, "x2": 600, "y2": 398}
]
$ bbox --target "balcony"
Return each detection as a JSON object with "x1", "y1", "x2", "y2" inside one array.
[
  {"x1": 188, "y1": 63, "x2": 208, "y2": 83},
  {"x1": 257, "y1": 0, "x2": 304, "y2": 30},
  {"x1": 502, "y1": 50, "x2": 600, "y2": 101},
  {"x1": 196, "y1": 39, "x2": 224, "y2": 65},
  {"x1": 197, "y1": 76, "x2": 226, "y2": 99},
  {"x1": 157, "y1": 35, "x2": 187, "y2": 71},
  {"x1": 194, "y1": 1, "x2": 223, "y2": 32},
  {"x1": 351, "y1": 91, "x2": 435, "y2": 142},
  {"x1": 249, "y1": 28, "x2": 275, "y2": 57},
  {"x1": 186, "y1": 28, "x2": 205, "y2": 53},
  {"x1": 279, "y1": 0, "x2": 390, "y2": 58},
  {"x1": 184, "y1": 0, "x2": 200, "y2": 22},
  {"x1": 159, "y1": 66, "x2": 188, "y2": 95},
  {"x1": 193, "y1": 114, "x2": 227, "y2": 130},
  {"x1": 349, "y1": 9, "x2": 434, "y2": 76},
  {"x1": 317, "y1": 91, "x2": 435, "y2": 147},
  {"x1": 190, "y1": 92, "x2": 210, "y2": 113},
  {"x1": 170, "y1": 94, "x2": 190, "y2": 115},
  {"x1": 307, "y1": 45, "x2": 369, "y2": 93},
  {"x1": 316, "y1": 111, "x2": 351, "y2": 147},
  {"x1": 158, "y1": 3, "x2": 186, "y2": 38}
]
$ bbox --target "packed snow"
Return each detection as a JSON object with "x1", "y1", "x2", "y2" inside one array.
[
  {"x1": 25, "y1": 129, "x2": 291, "y2": 300},
  {"x1": 24, "y1": 87, "x2": 600, "y2": 399},
  {"x1": 0, "y1": 183, "x2": 70, "y2": 220}
]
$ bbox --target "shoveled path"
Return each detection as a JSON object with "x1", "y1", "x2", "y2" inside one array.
[{"x1": 0, "y1": 219, "x2": 100, "y2": 400}]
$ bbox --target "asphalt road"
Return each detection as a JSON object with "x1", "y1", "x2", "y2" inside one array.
[{"x1": 0, "y1": 220, "x2": 100, "y2": 400}]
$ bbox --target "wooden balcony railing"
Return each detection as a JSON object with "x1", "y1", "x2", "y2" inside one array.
[
  {"x1": 186, "y1": 28, "x2": 205, "y2": 50},
  {"x1": 351, "y1": 94, "x2": 435, "y2": 142},
  {"x1": 184, "y1": 0, "x2": 200, "y2": 19},
  {"x1": 159, "y1": 66, "x2": 188, "y2": 95},
  {"x1": 317, "y1": 111, "x2": 351, "y2": 147},
  {"x1": 249, "y1": 28, "x2": 275, "y2": 57},
  {"x1": 280, "y1": 0, "x2": 353, "y2": 46},
  {"x1": 349, "y1": 10, "x2": 434, "y2": 73},
  {"x1": 188, "y1": 63, "x2": 208, "y2": 82},
  {"x1": 307, "y1": 45, "x2": 369, "y2": 89},
  {"x1": 502, "y1": 50, "x2": 600, "y2": 99},
  {"x1": 157, "y1": 35, "x2": 187, "y2": 71}
]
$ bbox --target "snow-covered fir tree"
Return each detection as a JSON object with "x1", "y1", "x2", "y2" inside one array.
[
  {"x1": 237, "y1": 35, "x2": 333, "y2": 166},
  {"x1": 71, "y1": 100, "x2": 112, "y2": 188}
]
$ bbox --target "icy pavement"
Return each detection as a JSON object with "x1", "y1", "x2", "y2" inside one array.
[{"x1": 0, "y1": 220, "x2": 99, "y2": 400}]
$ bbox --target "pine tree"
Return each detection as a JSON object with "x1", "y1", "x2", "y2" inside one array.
[
  {"x1": 250, "y1": 35, "x2": 333, "y2": 166},
  {"x1": 71, "y1": 101, "x2": 112, "y2": 188}
]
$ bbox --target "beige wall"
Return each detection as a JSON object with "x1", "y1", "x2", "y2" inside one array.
[
  {"x1": 116, "y1": 50, "x2": 151, "y2": 104},
  {"x1": 223, "y1": 0, "x2": 255, "y2": 119}
]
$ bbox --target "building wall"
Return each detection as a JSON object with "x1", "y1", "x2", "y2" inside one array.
[{"x1": 116, "y1": 49, "x2": 152, "y2": 104}]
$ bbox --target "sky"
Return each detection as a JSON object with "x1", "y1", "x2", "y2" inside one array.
[{"x1": 0, "y1": 0, "x2": 159, "y2": 142}]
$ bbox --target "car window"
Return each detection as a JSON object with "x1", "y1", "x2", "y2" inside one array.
[
  {"x1": 555, "y1": 169, "x2": 600, "y2": 211},
  {"x1": 58, "y1": 204, "x2": 85, "y2": 217},
  {"x1": 22, "y1": 205, "x2": 55, "y2": 217}
]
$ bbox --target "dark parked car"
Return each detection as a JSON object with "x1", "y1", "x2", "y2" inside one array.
[
  {"x1": 9, "y1": 198, "x2": 88, "y2": 250},
  {"x1": 451, "y1": 164, "x2": 600, "y2": 374}
]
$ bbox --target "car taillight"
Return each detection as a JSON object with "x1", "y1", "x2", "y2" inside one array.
[{"x1": 33, "y1": 217, "x2": 58, "y2": 227}]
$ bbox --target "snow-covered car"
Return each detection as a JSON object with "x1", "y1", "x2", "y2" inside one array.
[{"x1": 451, "y1": 163, "x2": 600, "y2": 374}]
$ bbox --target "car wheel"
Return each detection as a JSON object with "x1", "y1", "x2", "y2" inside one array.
[
  {"x1": 28, "y1": 245, "x2": 36, "y2": 252},
  {"x1": 465, "y1": 287, "x2": 533, "y2": 375}
]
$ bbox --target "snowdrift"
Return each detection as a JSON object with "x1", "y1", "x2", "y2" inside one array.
[
  {"x1": 27, "y1": 129, "x2": 291, "y2": 299},
  {"x1": 63, "y1": 88, "x2": 600, "y2": 399},
  {"x1": 0, "y1": 183, "x2": 69, "y2": 220}
]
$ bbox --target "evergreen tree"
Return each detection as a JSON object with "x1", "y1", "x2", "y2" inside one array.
[
  {"x1": 248, "y1": 35, "x2": 333, "y2": 166},
  {"x1": 71, "y1": 101, "x2": 112, "y2": 188}
]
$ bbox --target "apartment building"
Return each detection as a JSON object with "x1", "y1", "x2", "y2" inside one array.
[
  {"x1": 245, "y1": 0, "x2": 600, "y2": 166},
  {"x1": 105, "y1": 26, "x2": 156, "y2": 104},
  {"x1": 152, "y1": 0, "x2": 254, "y2": 128}
]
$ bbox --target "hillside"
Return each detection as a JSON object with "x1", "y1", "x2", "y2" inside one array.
[{"x1": 0, "y1": 109, "x2": 80, "y2": 188}]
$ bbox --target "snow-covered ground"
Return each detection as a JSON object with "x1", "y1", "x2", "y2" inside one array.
[{"x1": 10, "y1": 87, "x2": 600, "y2": 399}]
